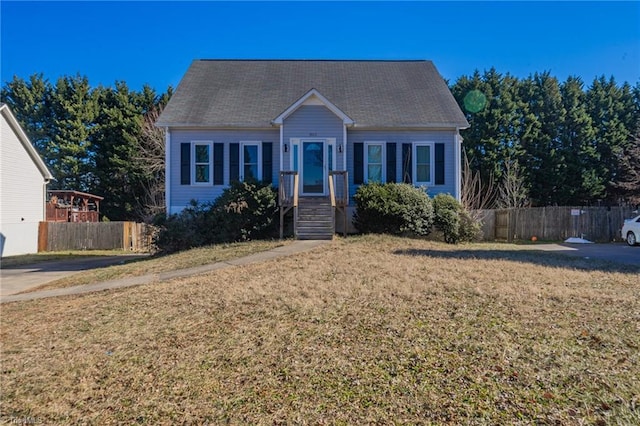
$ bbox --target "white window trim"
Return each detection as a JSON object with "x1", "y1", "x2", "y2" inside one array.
[
  {"x1": 413, "y1": 142, "x2": 435, "y2": 186},
  {"x1": 289, "y1": 138, "x2": 300, "y2": 172},
  {"x1": 240, "y1": 141, "x2": 262, "y2": 181},
  {"x1": 364, "y1": 141, "x2": 386, "y2": 183},
  {"x1": 191, "y1": 140, "x2": 213, "y2": 186},
  {"x1": 325, "y1": 138, "x2": 336, "y2": 172}
]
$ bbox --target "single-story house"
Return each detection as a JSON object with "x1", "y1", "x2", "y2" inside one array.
[
  {"x1": 157, "y1": 60, "x2": 469, "y2": 238},
  {"x1": 0, "y1": 103, "x2": 54, "y2": 256}
]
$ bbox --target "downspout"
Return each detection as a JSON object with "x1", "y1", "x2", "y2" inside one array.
[
  {"x1": 165, "y1": 127, "x2": 171, "y2": 215},
  {"x1": 43, "y1": 181, "x2": 48, "y2": 221},
  {"x1": 42, "y1": 175, "x2": 54, "y2": 221}
]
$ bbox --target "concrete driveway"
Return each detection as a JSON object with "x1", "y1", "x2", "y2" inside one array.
[
  {"x1": 531, "y1": 242, "x2": 639, "y2": 267},
  {"x1": 0, "y1": 255, "x2": 147, "y2": 297}
]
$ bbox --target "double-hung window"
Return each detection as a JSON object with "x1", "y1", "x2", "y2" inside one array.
[
  {"x1": 241, "y1": 141, "x2": 262, "y2": 182},
  {"x1": 413, "y1": 142, "x2": 433, "y2": 185},
  {"x1": 364, "y1": 142, "x2": 385, "y2": 183},
  {"x1": 192, "y1": 141, "x2": 213, "y2": 185}
]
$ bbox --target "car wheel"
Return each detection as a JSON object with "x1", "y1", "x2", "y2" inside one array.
[{"x1": 627, "y1": 231, "x2": 638, "y2": 246}]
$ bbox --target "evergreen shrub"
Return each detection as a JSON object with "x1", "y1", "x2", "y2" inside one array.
[
  {"x1": 353, "y1": 182, "x2": 434, "y2": 236},
  {"x1": 154, "y1": 180, "x2": 278, "y2": 253},
  {"x1": 432, "y1": 193, "x2": 481, "y2": 244}
]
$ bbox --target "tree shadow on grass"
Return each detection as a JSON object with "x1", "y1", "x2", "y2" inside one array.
[
  {"x1": 393, "y1": 246, "x2": 640, "y2": 274},
  {"x1": 2, "y1": 255, "x2": 148, "y2": 273}
]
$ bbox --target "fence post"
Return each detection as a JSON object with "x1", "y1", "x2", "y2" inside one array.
[
  {"x1": 123, "y1": 222, "x2": 131, "y2": 251},
  {"x1": 38, "y1": 222, "x2": 48, "y2": 252}
]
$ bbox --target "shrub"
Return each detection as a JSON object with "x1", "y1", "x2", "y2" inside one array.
[
  {"x1": 458, "y1": 209, "x2": 482, "y2": 243},
  {"x1": 153, "y1": 200, "x2": 216, "y2": 254},
  {"x1": 432, "y1": 193, "x2": 481, "y2": 244},
  {"x1": 213, "y1": 180, "x2": 279, "y2": 242},
  {"x1": 154, "y1": 181, "x2": 278, "y2": 253},
  {"x1": 353, "y1": 182, "x2": 433, "y2": 236}
]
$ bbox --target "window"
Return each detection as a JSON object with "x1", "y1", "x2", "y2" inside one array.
[
  {"x1": 292, "y1": 142, "x2": 299, "y2": 172},
  {"x1": 328, "y1": 143, "x2": 334, "y2": 172},
  {"x1": 241, "y1": 142, "x2": 262, "y2": 181},
  {"x1": 365, "y1": 142, "x2": 385, "y2": 182},
  {"x1": 413, "y1": 143, "x2": 433, "y2": 185},
  {"x1": 192, "y1": 141, "x2": 213, "y2": 184}
]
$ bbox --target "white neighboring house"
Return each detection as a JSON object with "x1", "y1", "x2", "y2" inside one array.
[{"x1": 0, "y1": 103, "x2": 54, "y2": 257}]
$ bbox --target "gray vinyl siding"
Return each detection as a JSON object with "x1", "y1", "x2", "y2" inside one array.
[
  {"x1": 347, "y1": 129, "x2": 458, "y2": 203},
  {"x1": 168, "y1": 128, "x2": 279, "y2": 213},
  {"x1": 282, "y1": 105, "x2": 344, "y2": 170}
]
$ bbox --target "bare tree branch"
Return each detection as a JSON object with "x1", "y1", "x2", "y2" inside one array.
[
  {"x1": 132, "y1": 105, "x2": 166, "y2": 222},
  {"x1": 497, "y1": 158, "x2": 530, "y2": 208},
  {"x1": 460, "y1": 150, "x2": 497, "y2": 212}
]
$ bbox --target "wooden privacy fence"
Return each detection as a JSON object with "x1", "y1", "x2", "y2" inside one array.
[
  {"x1": 38, "y1": 221, "x2": 153, "y2": 252},
  {"x1": 474, "y1": 206, "x2": 636, "y2": 243}
]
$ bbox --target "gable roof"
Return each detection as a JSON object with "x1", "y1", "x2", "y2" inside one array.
[
  {"x1": 157, "y1": 60, "x2": 469, "y2": 129},
  {"x1": 0, "y1": 103, "x2": 54, "y2": 181}
]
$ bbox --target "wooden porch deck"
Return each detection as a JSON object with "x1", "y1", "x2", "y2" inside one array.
[{"x1": 279, "y1": 171, "x2": 348, "y2": 240}]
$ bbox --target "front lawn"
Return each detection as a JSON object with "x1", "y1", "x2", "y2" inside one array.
[
  {"x1": 1, "y1": 235, "x2": 638, "y2": 424},
  {"x1": 20, "y1": 240, "x2": 288, "y2": 293}
]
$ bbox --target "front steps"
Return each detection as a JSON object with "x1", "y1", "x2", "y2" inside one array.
[{"x1": 296, "y1": 197, "x2": 335, "y2": 240}]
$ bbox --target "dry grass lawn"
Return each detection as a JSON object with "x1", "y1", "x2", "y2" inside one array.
[
  {"x1": 21, "y1": 240, "x2": 288, "y2": 293},
  {"x1": 1, "y1": 235, "x2": 638, "y2": 425}
]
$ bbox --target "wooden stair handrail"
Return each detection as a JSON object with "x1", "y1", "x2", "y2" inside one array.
[
  {"x1": 279, "y1": 171, "x2": 299, "y2": 239},
  {"x1": 328, "y1": 173, "x2": 336, "y2": 208},
  {"x1": 329, "y1": 171, "x2": 348, "y2": 207},
  {"x1": 329, "y1": 171, "x2": 349, "y2": 236},
  {"x1": 293, "y1": 173, "x2": 299, "y2": 208}
]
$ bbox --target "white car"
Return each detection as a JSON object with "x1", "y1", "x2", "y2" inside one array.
[{"x1": 622, "y1": 214, "x2": 640, "y2": 246}]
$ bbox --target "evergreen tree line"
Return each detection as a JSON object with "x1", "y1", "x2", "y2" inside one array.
[
  {"x1": 450, "y1": 69, "x2": 640, "y2": 207},
  {"x1": 2, "y1": 70, "x2": 639, "y2": 223},
  {"x1": 1, "y1": 74, "x2": 172, "y2": 221}
]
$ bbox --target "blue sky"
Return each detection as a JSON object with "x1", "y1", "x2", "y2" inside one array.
[{"x1": 2, "y1": 1, "x2": 639, "y2": 92}]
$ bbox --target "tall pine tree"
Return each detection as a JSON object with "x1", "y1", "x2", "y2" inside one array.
[
  {"x1": 586, "y1": 76, "x2": 635, "y2": 203},
  {"x1": 1, "y1": 75, "x2": 52, "y2": 163},
  {"x1": 47, "y1": 75, "x2": 98, "y2": 190},
  {"x1": 451, "y1": 69, "x2": 525, "y2": 193},
  {"x1": 558, "y1": 76, "x2": 602, "y2": 204},
  {"x1": 518, "y1": 72, "x2": 565, "y2": 205}
]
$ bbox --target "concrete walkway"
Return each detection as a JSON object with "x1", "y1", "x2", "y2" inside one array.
[{"x1": 0, "y1": 240, "x2": 328, "y2": 304}]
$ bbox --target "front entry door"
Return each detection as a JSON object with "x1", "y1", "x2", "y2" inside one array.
[{"x1": 301, "y1": 140, "x2": 325, "y2": 195}]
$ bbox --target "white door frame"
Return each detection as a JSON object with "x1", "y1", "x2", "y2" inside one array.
[{"x1": 291, "y1": 138, "x2": 336, "y2": 196}]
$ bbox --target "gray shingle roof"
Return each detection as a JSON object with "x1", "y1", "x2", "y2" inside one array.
[{"x1": 157, "y1": 60, "x2": 469, "y2": 129}]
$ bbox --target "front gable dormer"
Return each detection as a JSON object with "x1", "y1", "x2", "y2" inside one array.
[{"x1": 272, "y1": 89, "x2": 354, "y2": 126}]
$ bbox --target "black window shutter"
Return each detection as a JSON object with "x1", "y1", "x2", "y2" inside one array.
[
  {"x1": 435, "y1": 143, "x2": 445, "y2": 185},
  {"x1": 262, "y1": 142, "x2": 273, "y2": 183},
  {"x1": 180, "y1": 143, "x2": 190, "y2": 185},
  {"x1": 402, "y1": 143, "x2": 412, "y2": 184},
  {"x1": 229, "y1": 143, "x2": 240, "y2": 182},
  {"x1": 213, "y1": 143, "x2": 224, "y2": 185},
  {"x1": 386, "y1": 142, "x2": 396, "y2": 183},
  {"x1": 353, "y1": 142, "x2": 364, "y2": 184}
]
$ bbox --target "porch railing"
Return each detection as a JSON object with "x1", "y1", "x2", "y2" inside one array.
[
  {"x1": 279, "y1": 171, "x2": 299, "y2": 239},
  {"x1": 329, "y1": 171, "x2": 349, "y2": 236}
]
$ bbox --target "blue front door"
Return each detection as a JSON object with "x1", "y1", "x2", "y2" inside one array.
[{"x1": 302, "y1": 140, "x2": 325, "y2": 195}]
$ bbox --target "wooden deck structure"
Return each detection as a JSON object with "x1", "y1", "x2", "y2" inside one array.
[
  {"x1": 278, "y1": 171, "x2": 349, "y2": 239},
  {"x1": 46, "y1": 190, "x2": 103, "y2": 223}
]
